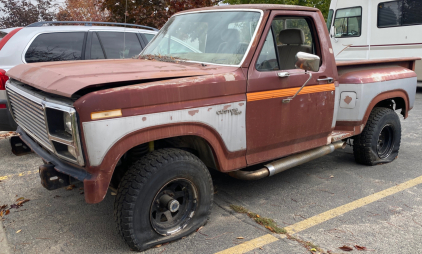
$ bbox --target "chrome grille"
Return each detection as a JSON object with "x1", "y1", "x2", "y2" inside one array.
[{"x1": 6, "y1": 86, "x2": 52, "y2": 151}]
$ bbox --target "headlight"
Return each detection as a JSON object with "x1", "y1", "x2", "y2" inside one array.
[{"x1": 63, "y1": 112, "x2": 73, "y2": 135}]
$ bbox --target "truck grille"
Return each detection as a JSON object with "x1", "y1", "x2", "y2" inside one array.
[{"x1": 6, "y1": 86, "x2": 52, "y2": 151}]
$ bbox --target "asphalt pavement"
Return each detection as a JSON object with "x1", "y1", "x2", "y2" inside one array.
[{"x1": 1, "y1": 87, "x2": 422, "y2": 254}]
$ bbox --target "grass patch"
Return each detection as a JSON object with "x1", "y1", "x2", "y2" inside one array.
[
  {"x1": 229, "y1": 205, "x2": 286, "y2": 234},
  {"x1": 229, "y1": 204, "x2": 324, "y2": 253}
]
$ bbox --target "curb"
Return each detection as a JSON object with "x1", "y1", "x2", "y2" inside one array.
[{"x1": 0, "y1": 219, "x2": 10, "y2": 254}]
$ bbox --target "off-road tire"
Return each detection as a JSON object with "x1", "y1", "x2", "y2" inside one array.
[
  {"x1": 353, "y1": 107, "x2": 401, "y2": 166},
  {"x1": 114, "y1": 148, "x2": 213, "y2": 251}
]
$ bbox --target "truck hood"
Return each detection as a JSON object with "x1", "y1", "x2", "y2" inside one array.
[{"x1": 6, "y1": 59, "x2": 237, "y2": 98}]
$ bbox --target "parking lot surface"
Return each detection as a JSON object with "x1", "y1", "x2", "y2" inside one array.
[{"x1": 1, "y1": 88, "x2": 422, "y2": 254}]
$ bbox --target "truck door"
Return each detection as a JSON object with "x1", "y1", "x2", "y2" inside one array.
[{"x1": 246, "y1": 11, "x2": 337, "y2": 165}]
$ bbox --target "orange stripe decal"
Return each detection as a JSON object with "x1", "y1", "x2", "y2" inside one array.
[{"x1": 247, "y1": 83, "x2": 335, "y2": 102}]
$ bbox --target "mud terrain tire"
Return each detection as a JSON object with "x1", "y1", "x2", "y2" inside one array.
[
  {"x1": 114, "y1": 148, "x2": 213, "y2": 251},
  {"x1": 353, "y1": 107, "x2": 401, "y2": 166}
]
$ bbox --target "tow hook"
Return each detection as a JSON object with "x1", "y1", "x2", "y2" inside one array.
[
  {"x1": 9, "y1": 136, "x2": 32, "y2": 156},
  {"x1": 39, "y1": 164, "x2": 77, "y2": 190}
]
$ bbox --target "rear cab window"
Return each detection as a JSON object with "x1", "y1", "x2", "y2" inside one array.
[
  {"x1": 334, "y1": 7, "x2": 362, "y2": 37},
  {"x1": 25, "y1": 32, "x2": 86, "y2": 63}
]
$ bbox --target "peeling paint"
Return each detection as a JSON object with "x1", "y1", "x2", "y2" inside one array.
[
  {"x1": 224, "y1": 74, "x2": 235, "y2": 81},
  {"x1": 223, "y1": 105, "x2": 231, "y2": 110},
  {"x1": 142, "y1": 117, "x2": 147, "y2": 121},
  {"x1": 239, "y1": 103, "x2": 244, "y2": 106},
  {"x1": 344, "y1": 96, "x2": 353, "y2": 104},
  {"x1": 208, "y1": 108, "x2": 212, "y2": 111},
  {"x1": 188, "y1": 110, "x2": 199, "y2": 116}
]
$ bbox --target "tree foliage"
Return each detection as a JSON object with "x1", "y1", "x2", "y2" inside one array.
[
  {"x1": 0, "y1": 0, "x2": 57, "y2": 28},
  {"x1": 100, "y1": 0, "x2": 219, "y2": 29},
  {"x1": 222, "y1": 0, "x2": 330, "y2": 20},
  {"x1": 57, "y1": 0, "x2": 109, "y2": 22}
]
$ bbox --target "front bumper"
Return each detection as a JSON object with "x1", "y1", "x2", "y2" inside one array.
[
  {"x1": 0, "y1": 102, "x2": 17, "y2": 131},
  {"x1": 17, "y1": 126, "x2": 91, "y2": 181}
]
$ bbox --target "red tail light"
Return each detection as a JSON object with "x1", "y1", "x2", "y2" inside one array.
[{"x1": 0, "y1": 69, "x2": 8, "y2": 109}]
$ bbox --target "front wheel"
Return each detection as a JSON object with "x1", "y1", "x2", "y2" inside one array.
[
  {"x1": 114, "y1": 148, "x2": 213, "y2": 251},
  {"x1": 353, "y1": 107, "x2": 401, "y2": 165}
]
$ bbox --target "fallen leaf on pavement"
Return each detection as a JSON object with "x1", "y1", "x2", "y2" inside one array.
[
  {"x1": 66, "y1": 185, "x2": 76, "y2": 190},
  {"x1": 330, "y1": 175, "x2": 334, "y2": 178},
  {"x1": 5, "y1": 210, "x2": 10, "y2": 215},
  {"x1": 339, "y1": 245, "x2": 353, "y2": 251},
  {"x1": 236, "y1": 237, "x2": 244, "y2": 239},
  {"x1": 355, "y1": 245, "x2": 367, "y2": 251},
  {"x1": 16, "y1": 197, "x2": 25, "y2": 202},
  {"x1": 16, "y1": 230, "x2": 21, "y2": 233},
  {"x1": 155, "y1": 244, "x2": 162, "y2": 248}
]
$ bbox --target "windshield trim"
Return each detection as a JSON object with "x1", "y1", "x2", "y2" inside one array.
[{"x1": 140, "y1": 9, "x2": 264, "y2": 67}]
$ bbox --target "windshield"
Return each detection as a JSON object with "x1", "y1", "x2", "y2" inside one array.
[{"x1": 141, "y1": 11, "x2": 261, "y2": 66}]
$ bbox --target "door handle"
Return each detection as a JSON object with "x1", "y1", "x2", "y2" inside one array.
[
  {"x1": 317, "y1": 77, "x2": 334, "y2": 83},
  {"x1": 278, "y1": 72, "x2": 290, "y2": 78}
]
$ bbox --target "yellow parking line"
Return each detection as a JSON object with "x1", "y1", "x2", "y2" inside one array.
[
  {"x1": 215, "y1": 234, "x2": 280, "y2": 254},
  {"x1": 0, "y1": 170, "x2": 38, "y2": 181},
  {"x1": 216, "y1": 174, "x2": 422, "y2": 254}
]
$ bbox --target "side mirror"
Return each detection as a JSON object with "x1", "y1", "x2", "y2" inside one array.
[
  {"x1": 295, "y1": 52, "x2": 320, "y2": 73},
  {"x1": 282, "y1": 52, "x2": 320, "y2": 104}
]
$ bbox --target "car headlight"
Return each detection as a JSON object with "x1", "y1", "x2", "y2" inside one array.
[{"x1": 63, "y1": 112, "x2": 73, "y2": 135}]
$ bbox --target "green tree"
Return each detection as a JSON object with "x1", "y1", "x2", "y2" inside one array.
[{"x1": 222, "y1": 0, "x2": 331, "y2": 20}]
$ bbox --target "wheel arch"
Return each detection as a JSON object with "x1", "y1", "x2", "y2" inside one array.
[
  {"x1": 363, "y1": 89, "x2": 409, "y2": 126},
  {"x1": 83, "y1": 122, "x2": 246, "y2": 204}
]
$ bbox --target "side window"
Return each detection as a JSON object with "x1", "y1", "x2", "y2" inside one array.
[
  {"x1": 256, "y1": 29, "x2": 278, "y2": 71},
  {"x1": 97, "y1": 32, "x2": 143, "y2": 59},
  {"x1": 143, "y1": 33, "x2": 155, "y2": 43},
  {"x1": 267, "y1": 17, "x2": 316, "y2": 70},
  {"x1": 326, "y1": 9, "x2": 334, "y2": 31},
  {"x1": 90, "y1": 33, "x2": 105, "y2": 59},
  {"x1": 25, "y1": 32, "x2": 85, "y2": 63},
  {"x1": 333, "y1": 7, "x2": 362, "y2": 37},
  {"x1": 378, "y1": 0, "x2": 422, "y2": 28}
]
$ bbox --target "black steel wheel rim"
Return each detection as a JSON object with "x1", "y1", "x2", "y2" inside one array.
[
  {"x1": 377, "y1": 124, "x2": 394, "y2": 159},
  {"x1": 150, "y1": 178, "x2": 198, "y2": 236}
]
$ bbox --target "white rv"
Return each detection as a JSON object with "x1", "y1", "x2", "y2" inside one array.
[{"x1": 327, "y1": 0, "x2": 422, "y2": 81}]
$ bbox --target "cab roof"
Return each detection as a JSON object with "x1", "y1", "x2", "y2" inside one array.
[{"x1": 177, "y1": 4, "x2": 319, "y2": 14}]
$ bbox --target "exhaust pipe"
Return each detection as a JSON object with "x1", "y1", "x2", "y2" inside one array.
[{"x1": 228, "y1": 141, "x2": 346, "y2": 180}]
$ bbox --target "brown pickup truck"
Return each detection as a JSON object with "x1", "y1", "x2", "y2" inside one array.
[{"x1": 5, "y1": 4, "x2": 418, "y2": 251}]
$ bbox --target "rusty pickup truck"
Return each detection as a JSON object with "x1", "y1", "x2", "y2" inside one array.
[{"x1": 5, "y1": 4, "x2": 418, "y2": 251}]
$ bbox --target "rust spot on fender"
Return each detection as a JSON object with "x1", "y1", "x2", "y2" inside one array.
[
  {"x1": 223, "y1": 105, "x2": 231, "y2": 110},
  {"x1": 239, "y1": 103, "x2": 244, "y2": 106},
  {"x1": 188, "y1": 110, "x2": 199, "y2": 116},
  {"x1": 344, "y1": 96, "x2": 352, "y2": 105},
  {"x1": 142, "y1": 117, "x2": 147, "y2": 121}
]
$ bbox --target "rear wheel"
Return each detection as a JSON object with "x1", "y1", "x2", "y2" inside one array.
[
  {"x1": 114, "y1": 148, "x2": 213, "y2": 251},
  {"x1": 353, "y1": 107, "x2": 401, "y2": 165}
]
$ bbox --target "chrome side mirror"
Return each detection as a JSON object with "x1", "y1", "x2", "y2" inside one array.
[
  {"x1": 282, "y1": 52, "x2": 320, "y2": 104},
  {"x1": 295, "y1": 52, "x2": 320, "y2": 72}
]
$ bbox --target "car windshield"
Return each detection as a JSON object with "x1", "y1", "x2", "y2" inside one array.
[{"x1": 141, "y1": 11, "x2": 261, "y2": 66}]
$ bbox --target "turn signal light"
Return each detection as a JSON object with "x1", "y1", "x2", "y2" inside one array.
[{"x1": 91, "y1": 109, "x2": 122, "y2": 120}]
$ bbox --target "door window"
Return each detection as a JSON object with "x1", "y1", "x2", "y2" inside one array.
[
  {"x1": 256, "y1": 29, "x2": 279, "y2": 71},
  {"x1": 97, "y1": 32, "x2": 143, "y2": 59},
  {"x1": 90, "y1": 33, "x2": 105, "y2": 59},
  {"x1": 25, "y1": 32, "x2": 85, "y2": 63},
  {"x1": 256, "y1": 16, "x2": 317, "y2": 71},
  {"x1": 326, "y1": 9, "x2": 334, "y2": 31},
  {"x1": 143, "y1": 33, "x2": 155, "y2": 43},
  {"x1": 333, "y1": 7, "x2": 362, "y2": 37}
]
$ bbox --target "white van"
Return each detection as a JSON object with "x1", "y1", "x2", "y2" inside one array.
[{"x1": 327, "y1": 0, "x2": 422, "y2": 81}]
